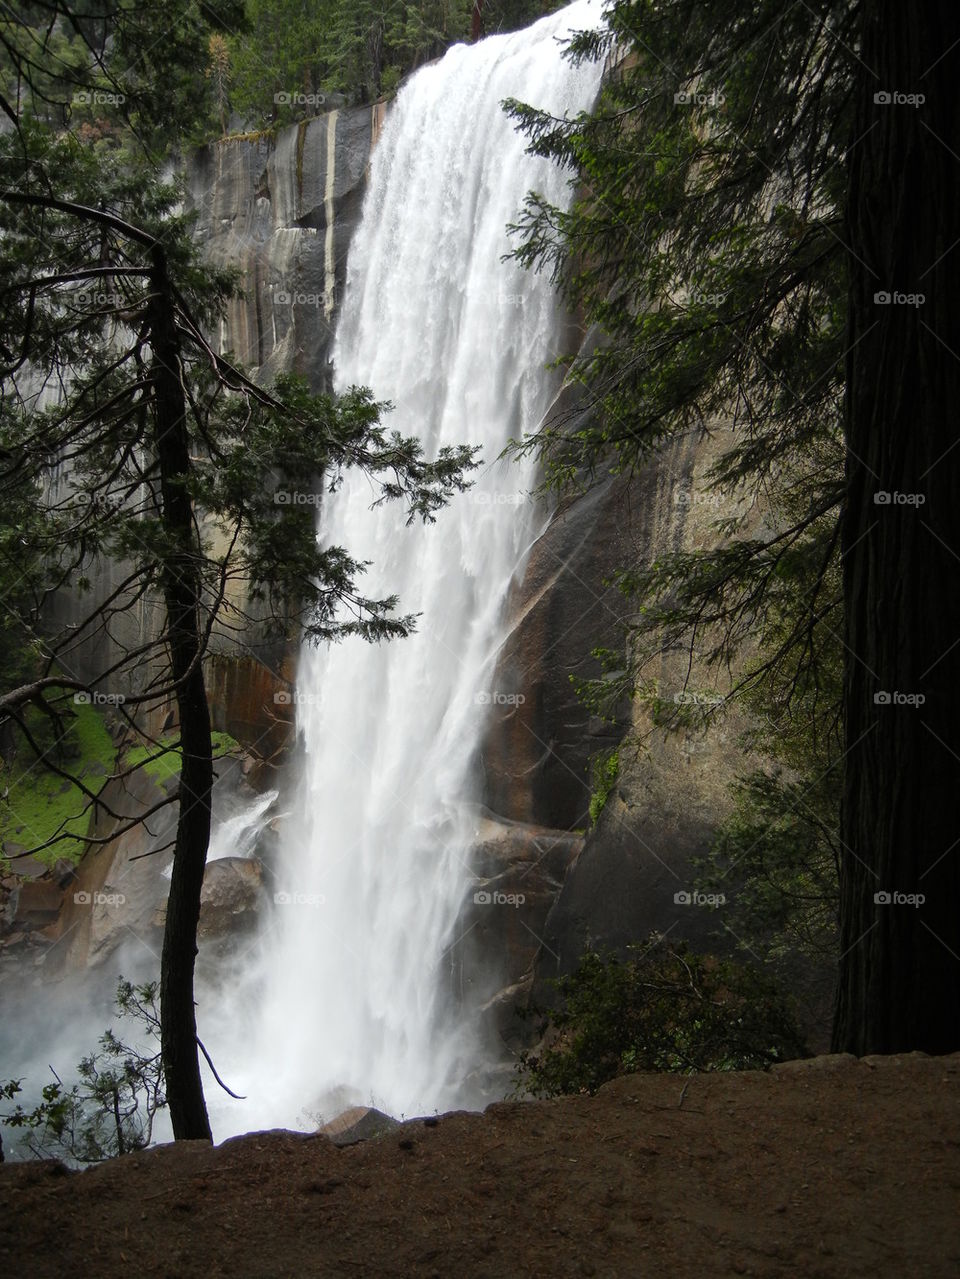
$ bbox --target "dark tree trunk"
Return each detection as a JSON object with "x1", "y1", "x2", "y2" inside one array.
[
  {"x1": 150, "y1": 246, "x2": 214, "y2": 1139},
  {"x1": 471, "y1": 1, "x2": 484, "y2": 42},
  {"x1": 835, "y1": 1, "x2": 960, "y2": 1053},
  {"x1": 0, "y1": 194, "x2": 217, "y2": 1135}
]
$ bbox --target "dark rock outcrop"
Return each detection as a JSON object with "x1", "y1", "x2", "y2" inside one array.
[
  {"x1": 478, "y1": 470, "x2": 633, "y2": 830},
  {"x1": 207, "y1": 652, "x2": 296, "y2": 777},
  {"x1": 453, "y1": 361, "x2": 765, "y2": 1041}
]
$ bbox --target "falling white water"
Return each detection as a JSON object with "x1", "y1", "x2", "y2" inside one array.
[
  {"x1": 213, "y1": 1, "x2": 603, "y2": 1133},
  {"x1": 206, "y1": 790, "x2": 279, "y2": 862},
  {"x1": 161, "y1": 790, "x2": 278, "y2": 879}
]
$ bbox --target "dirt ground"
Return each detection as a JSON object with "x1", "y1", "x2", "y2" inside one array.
[{"x1": 2, "y1": 1052, "x2": 959, "y2": 1278}]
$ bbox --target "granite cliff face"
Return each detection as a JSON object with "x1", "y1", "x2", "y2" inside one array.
[
  {"x1": 186, "y1": 104, "x2": 385, "y2": 392},
  {"x1": 33, "y1": 108, "x2": 383, "y2": 707},
  {"x1": 468, "y1": 382, "x2": 754, "y2": 1032},
  {"x1": 523, "y1": 424, "x2": 758, "y2": 985}
]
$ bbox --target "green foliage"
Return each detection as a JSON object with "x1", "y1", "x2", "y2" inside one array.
[
  {"x1": 0, "y1": 478, "x2": 48, "y2": 700},
  {"x1": 692, "y1": 641, "x2": 841, "y2": 1028},
  {"x1": 704, "y1": 767, "x2": 839, "y2": 957},
  {"x1": 1, "y1": 2, "x2": 565, "y2": 141},
  {"x1": 2, "y1": 979, "x2": 165, "y2": 1163},
  {"x1": 226, "y1": 0, "x2": 466, "y2": 124},
  {"x1": 199, "y1": 371, "x2": 478, "y2": 643},
  {"x1": 588, "y1": 746, "x2": 619, "y2": 823},
  {"x1": 516, "y1": 940, "x2": 807, "y2": 1098},
  {"x1": 506, "y1": 0, "x2": 853, "y2": 723},
  {"x1": 0, "y1": 1, "x2": 248, "y2": 154}
]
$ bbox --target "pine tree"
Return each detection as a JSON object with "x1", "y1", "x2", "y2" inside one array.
[{"x1": 507, "y1": 0, "x2": 960, "y2": 1051}]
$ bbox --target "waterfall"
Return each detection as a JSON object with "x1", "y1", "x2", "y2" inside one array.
[{"x1": 214, "y1": 0, "x2": 603, "y2": 1133}]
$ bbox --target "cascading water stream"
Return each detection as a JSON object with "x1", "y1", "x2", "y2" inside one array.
[{"x1": 212, "y1": 0, "x2": 603, "y2": 1133}]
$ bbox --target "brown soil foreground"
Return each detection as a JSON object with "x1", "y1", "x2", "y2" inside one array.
[{"x1": 2, "y1": 1052, "x2": 959, "y2": 1278}]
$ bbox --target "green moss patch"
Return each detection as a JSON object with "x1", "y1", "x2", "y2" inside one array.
[
  {"x1": 0, "y1": 700, "x2": 115, "y2": 867},
  {"x1": 1, "y1": 711, "x2": 242, "y2": 870},
  {"x1": 122, "y1": 731, "x2": 240, "y2": 784}
]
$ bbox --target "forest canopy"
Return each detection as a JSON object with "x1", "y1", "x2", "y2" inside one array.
[{"x1": 1, "y1": 1, "x2": 562, "y2": 147}]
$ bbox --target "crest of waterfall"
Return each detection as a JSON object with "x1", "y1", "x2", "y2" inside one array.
[{"x1": 212, "y1": 0, "x2": 603, "y2": 1133}]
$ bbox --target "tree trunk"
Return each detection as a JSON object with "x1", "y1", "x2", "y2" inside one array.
[
  {"x1": 151, "y1": 246, "x2": 214, "y2": 1139},
  {"x1": 836, "y1": 1, "x2": 960, "y2": 1053}
]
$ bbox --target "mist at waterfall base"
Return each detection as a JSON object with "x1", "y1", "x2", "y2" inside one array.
[{"x1": 197, "y1": 1, "x2": 605, "y2": 1137}]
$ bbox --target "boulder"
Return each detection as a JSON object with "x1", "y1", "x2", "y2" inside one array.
[
  {"x1": 447, "y1": 817, "x2": 582, "y2": 1052},
  {"x1": 198, "y1": 857, "x2": 268, "y2": 941},
  {"x1": 318, "y1": 1106, "x2": 400, "y2": 1146}
]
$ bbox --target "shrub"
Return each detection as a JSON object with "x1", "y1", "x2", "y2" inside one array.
[
  {"x1": 1, "y1": 978, "x2": 165, "y2": 1163},
  {"x1": 515, "y1": 938, "x2": 807, "y2": 1098},
  {"x1": 588, "y1": 747, "x2": 620, "y2": 824}
]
